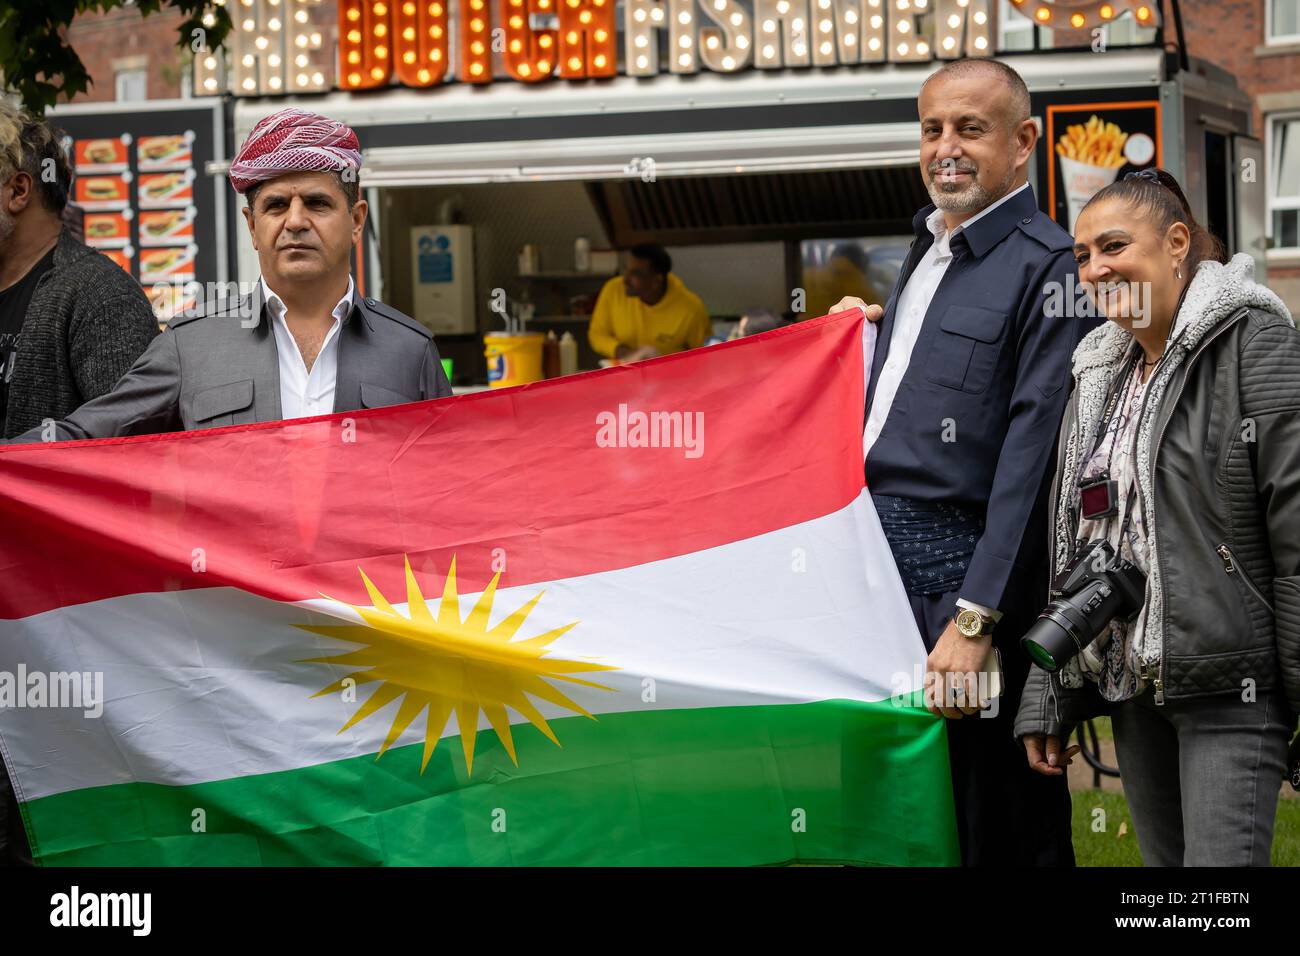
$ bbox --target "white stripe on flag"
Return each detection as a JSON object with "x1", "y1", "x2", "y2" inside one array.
[{"x1": 0, "y1": 491, "x2": 921, "y2": 801}]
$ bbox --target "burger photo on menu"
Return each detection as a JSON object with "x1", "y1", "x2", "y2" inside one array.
[
  {"x1": 138, "y1": 245, "x2": 197, "y2": 283},
  {"x1": 137, "y1": 132, "x2": 194, "y2": 171},
  {"x1": 76, "y1": 136, "x2": 130, "y2": 171},
  {"x1": 138, "y1": 169, "x2": 195, "y2": 208},
  {"x1": 75, "y1": 173, "x2": 131, "y2": 209},
  {"x1": 139, "y1": 207, "x2": 196, "y2": 246},
  {"x1": 146, "y1": 281, "x2": 199, "y2": 326},
  {"x1": 83, "y1": 212, "x2": 132, "y2": 247}
]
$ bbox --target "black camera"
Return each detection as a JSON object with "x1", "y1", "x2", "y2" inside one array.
[{"x1": 1021, "y1": 540, "x2": 1146, "y2": 672}]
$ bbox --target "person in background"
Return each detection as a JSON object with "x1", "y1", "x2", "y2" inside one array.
[
  {"x1": 730, "y1": 307, "x2": 789, "y2": 339},
  {"x1": 0, "y1": 100, "x2": 157, "y2": 441},
  {"x1": 803, "y1": 243, "x2": 885, "y2": 321},
  {"x1": 0, "y1": 102, "x2": 158, "y2": 867},
  {"x1": 588, "y1": 244, "x2": 710, "y2": 362},
  {"x1": 10, "y1": 107, "x2": 450, "y2": 442},
  {"x1": 60, "y1": 201, "x2": 84, "y2": 244}
]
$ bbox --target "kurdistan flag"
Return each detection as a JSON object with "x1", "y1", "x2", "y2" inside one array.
[{"x1": 0, "y1": 309, "x2": 958, "y2": 866}]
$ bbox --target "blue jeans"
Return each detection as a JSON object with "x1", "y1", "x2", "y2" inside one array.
[{"x1": 1111, "y1": 687, "x2": 1295, "y2": 866}]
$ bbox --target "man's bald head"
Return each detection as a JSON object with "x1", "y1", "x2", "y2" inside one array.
[{"x1": 920, "y1": 58, "x2": 1032, "y2": 129}]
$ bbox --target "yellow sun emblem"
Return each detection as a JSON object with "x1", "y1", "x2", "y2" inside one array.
[{"x1": 298, "y1": 556, "x2": 617, "y2": 774}]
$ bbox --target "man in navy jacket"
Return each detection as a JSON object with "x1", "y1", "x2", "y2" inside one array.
[{"x1": 836, "y1": 59, "x2": 1092, "y2": 865}]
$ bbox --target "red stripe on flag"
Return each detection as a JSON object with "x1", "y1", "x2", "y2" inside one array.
[{"x1": 0, "y1": 310, "x2": 866, "y2": 618}]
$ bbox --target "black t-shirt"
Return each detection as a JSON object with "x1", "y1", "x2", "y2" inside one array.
[{"x1": 0, "y1": 246, "x2": 57, "y2": 424}]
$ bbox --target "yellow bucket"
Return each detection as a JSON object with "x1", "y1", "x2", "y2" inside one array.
[{"x1": 484, "y1": 332, "x2": 545, "y2": 388}]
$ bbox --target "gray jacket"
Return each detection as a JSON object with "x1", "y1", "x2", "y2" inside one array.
[
  {"x1": 1015, "y1": 255, "x2": 1300, "y2": 740},
  {"x1": 3, "y1": 230, "x2": 158, "y2": 438},
  {"x1": 11, "y1": 283, "x2": 451, "y2": 441}
]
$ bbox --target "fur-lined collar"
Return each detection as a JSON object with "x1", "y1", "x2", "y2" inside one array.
[{"x1": 1070, "y1": 254, "x2": 1293, "y2": 379}]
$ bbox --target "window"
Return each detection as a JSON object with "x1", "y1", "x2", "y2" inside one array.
[
  {"x1": 1269, "y1": 114, "x2": 1300, "y2": 250},
  {"x1": 1268, "y1": 0, "x2": 1300, "y2": 43},
  {"x1": 997, "y1": 0, "x2": 1052, "y2": 51},
  {"x1": 114, "y1": 68, "x2": 146, "y2": 102},
  {"x1": 1101, "y1": 10, "x2": 1158, "y2": 47}
]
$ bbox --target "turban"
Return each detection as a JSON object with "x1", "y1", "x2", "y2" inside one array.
[{"x1": 228, "y1": 108, "x2": 362, "y2": 194}]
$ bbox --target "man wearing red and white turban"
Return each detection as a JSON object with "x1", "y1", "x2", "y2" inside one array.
[{"x1": 12, "y1": 108, "x2": 451, "y2": 442}]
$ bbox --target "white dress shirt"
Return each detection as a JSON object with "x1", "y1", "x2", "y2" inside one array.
[
  {"x1": 863, "y1": 182, "x2": 1030, "y2": 456},
  {"x1": 262, "y1": 276, "x2": 354, "y2": 419},
  {"x1": 863, "y1": 182, "x2": 1031, "y2": 623}
]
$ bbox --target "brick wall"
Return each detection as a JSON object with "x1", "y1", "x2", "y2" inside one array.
[{"x1": 65, "y1": 6, "x2": 189, "y2": 102}]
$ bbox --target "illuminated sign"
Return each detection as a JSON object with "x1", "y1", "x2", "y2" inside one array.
[
  {"x1": 195, "y1": 0, "x2": 330, "y2": 94},
  {"x1": 194, "y1": 0, "x2": 1158, "y2": 94}
]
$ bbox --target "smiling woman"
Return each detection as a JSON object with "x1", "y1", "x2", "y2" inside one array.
[{"x1": 1016, "y1": 168, "x2": 1300, "y2": 867}]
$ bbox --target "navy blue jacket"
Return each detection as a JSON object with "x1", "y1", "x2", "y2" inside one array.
[{"x1": 865, "y1": 184, "x2": 1090, "y2": 614}]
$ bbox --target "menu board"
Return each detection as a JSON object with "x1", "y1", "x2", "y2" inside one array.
[{"x1": 50, "y1": 103, "x2": 225, "y2": 325}]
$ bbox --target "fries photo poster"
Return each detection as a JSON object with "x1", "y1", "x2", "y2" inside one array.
[{"x1": 1047, "y1": 101, "x2": 1162, "y2": 234}]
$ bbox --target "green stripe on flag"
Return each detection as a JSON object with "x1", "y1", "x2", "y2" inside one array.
[{"x1": 23, "y1": 696, "x2": 958, "y2": 866}]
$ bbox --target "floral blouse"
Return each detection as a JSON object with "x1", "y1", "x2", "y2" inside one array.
[{"x1": 1075, "y1": 355, "x2": 1153, "y2": 702}]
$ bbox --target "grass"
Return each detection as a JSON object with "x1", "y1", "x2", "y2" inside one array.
[{"x1": 1071, "y1": 717, "x2": 1300, "y2": 866}]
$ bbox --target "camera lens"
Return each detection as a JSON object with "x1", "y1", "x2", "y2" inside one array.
[
  {"x1": 1023, "y1": 633, "x2": 1060, "y2": 671},
  {"x1": 1021, "y1": 579, "x2": 1115, "y2": 672}
]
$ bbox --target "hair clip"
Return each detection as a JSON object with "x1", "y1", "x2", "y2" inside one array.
[{"x1": 1125, "y1": 168, "x2": 1161, "y2": 185}]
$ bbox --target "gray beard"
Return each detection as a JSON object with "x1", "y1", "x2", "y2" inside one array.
[
  {"x1": 926, "y1": 166, "x2": 1018, "y2": 214},
  {"x1": 0, "y1": 207, "x2": 13, "y2": 248}
]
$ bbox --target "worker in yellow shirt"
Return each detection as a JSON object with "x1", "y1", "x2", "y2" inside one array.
[{"x1": 588, "y1": 244, "x2": 711, "y2": 362}]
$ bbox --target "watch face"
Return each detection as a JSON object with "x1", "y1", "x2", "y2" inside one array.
[{"x1": 955, "y1": 609, "x2": 982, "y2": 636}]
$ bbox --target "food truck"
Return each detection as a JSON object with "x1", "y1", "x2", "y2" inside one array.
[{"x1": 52, "y1": 0, "x2": 1268, "y2": 384}]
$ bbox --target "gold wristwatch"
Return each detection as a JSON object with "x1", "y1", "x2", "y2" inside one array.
[{"x1": 954, "y1": 606, "x2": 995, "y2": 639}]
